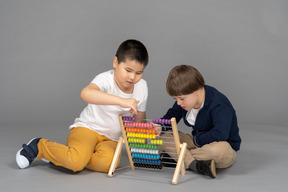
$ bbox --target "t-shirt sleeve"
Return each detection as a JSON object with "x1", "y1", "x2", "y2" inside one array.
[
  {"x1": 90, "y1": 73, "x2": 111, "y2": 92},
  {"x1": 136, "y1": 80, "x2": 148, "y2": 112}
]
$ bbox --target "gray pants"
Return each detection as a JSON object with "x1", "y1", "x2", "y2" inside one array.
[{"x1": 161, "y1": 130, "x2": 236, "y2": 169}]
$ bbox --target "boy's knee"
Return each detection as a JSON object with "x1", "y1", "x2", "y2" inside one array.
[
  {"x1": 210, "y1": 141, "x2": 231, "y2": 154},
  {"x1": 209, "y1": 142, "x2": 235, "y2": 167},
  {"x1": 65, "y1": 159, "x2": 88, "y2": 172},
  {"x1": 85, "y1": 148, "x2": 118, "y2": 172},
  {"x1": 101, "y1": 155, "x2": 116, "y2": 171},
  {"x1": 100, "y1": 161, "x2": 112, "y2": 172},
  {"x1": 70, "y1": 164, "x2": 85, "y2": 172},
  {"x1": 88, "y1": 158, "x2": 114, "y2": 173}
]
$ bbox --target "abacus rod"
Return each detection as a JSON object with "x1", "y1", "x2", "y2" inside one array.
[
  {"x1": 158, "y1": 146, "x2": 177, "y2": 150},
  {"x1": 125, "y1": 134, "x2": 175, "y2": 139},
  {"x1": 124, "y1": 124, "x2": 172, "y2": 128},
  {"x1": 127, "y1": 140, "x2": 176, "y2": 145},
  {"x1": 125, "y1": 118, "x2": 170, "y2": 122},
  {"x1": 161, "y1": 154, "x2": 178, "y2": 158}
]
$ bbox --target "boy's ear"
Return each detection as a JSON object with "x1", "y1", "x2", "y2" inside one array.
[
  {"x1": 195, "y1": 87, "x2": 203, "y2": 96},
  {"x1": 113, "y1": 56, "x2": 118, "y2": 68},
  {"x1": 195, "y1": 89, "x2": 201, "y2": 96}
]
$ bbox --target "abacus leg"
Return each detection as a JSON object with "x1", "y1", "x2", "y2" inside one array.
[
  {"x1": 170, "y1": 118, "x2": 186, "y2": 175},
  {"x1": 172, "y1": 143, "x2": 187, "y2": 185},
  {"x1": 108, "y1": 137, "x2": 124, "y2": 177}
]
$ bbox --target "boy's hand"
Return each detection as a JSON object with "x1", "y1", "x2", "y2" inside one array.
[
  {"x1": 151, "y1": 123, "x2": 162, "y2": 136},
  {"x1": 120, "y1": 98, "x2": 139, "y2": 115}
]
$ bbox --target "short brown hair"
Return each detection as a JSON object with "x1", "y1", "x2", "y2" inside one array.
[{"x1": 166, "y1": 65, "x2": 205, "y2": 96}]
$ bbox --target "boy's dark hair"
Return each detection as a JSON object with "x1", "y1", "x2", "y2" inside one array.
[
  {"x1": 115, "y1": 39, "x2": 149, "y2": 67},
  {"x1": 166, "y1": 65, "x2": 205, "y2": 96}
]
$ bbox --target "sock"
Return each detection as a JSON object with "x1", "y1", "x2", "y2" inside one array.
[{"x1": 188, "y1": 160, "x2": 198, "y2": 172}]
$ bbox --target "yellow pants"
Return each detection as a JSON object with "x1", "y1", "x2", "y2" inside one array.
[{"x1": 37, "y1": 127, "x2": 120, "y2": 173}]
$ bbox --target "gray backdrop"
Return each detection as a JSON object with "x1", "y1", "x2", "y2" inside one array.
[{"x1": 1, "y1": 0, "x2": 288, "y2": 129}]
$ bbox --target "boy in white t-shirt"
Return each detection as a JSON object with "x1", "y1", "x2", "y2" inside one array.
[{"x1": 16, "y1": 39, "x2": 149, "y2": 173}]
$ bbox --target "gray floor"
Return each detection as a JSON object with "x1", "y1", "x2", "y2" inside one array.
[{"x1": 1, "y1": 123, "x2": 288, "y2": 192}]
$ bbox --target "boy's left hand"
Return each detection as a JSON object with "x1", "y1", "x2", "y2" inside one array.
[{"x1": 151, "y1": 123, "x2": 162, "y2": 136}]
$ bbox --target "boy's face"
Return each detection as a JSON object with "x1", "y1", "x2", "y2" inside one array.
[
  {"x1": 113, "y1": 56, "x2": 145, "y2": 94},
  {"x1": 173, "y1": 89, "x2": 202, "y2": 111}
]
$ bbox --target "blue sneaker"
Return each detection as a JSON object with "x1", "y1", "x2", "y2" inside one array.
[{"x1": 16, "y1": 138, "x2": 41, "y2": 169}]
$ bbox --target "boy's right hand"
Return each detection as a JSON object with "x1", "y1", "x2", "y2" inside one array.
[{"x1": 119, "y1": 98, "x2": 139, "y2": 115}]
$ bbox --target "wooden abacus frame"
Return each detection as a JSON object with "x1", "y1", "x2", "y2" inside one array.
[{"x1": 108, "y1": 114, "x2": 187, "y2": 185}]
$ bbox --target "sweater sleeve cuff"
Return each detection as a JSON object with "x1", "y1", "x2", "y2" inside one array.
[
  {"x1": 193, "y1": 135, "x2": 201, "y2": 147},
  {"x1": 161, "y1": 125, "x2": 167, "y2": 134}
]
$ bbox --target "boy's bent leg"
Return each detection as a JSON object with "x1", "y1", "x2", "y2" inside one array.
[
  {"x1": 178, "y1": 131, "x2": 198, "y2": 169},
  {"x1": 37, "y1": 127, "x2": 98, "y2": 172},
  {"x1": 190, "y1": 141, "x2": 236, "y2": 168},
  {"x1": 178, "y1": 131, "x2": 197, "y2": 150},
  {"x1": 85, "y1": 139, "x2": 119, "y2": 173},
  {"x1": 161, "y1": 131, "x2": 195, "y2": 169},
  {"x1": 211, "y1": 141, "x2": 236, "y2": 168}
]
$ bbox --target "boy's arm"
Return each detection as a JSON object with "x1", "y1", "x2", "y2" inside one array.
[
  {"x1": 162, "y1": 101, "x2": 183, "y2": 123},
  {"x1": 134, "y1": 111, "x2": 146, "y2": 121},
  {"x1": 80, "y1": 83, "x2": 139, "y2": 115},
  {"x1": 193, "y1": 107, "x2": 233, "y2": 147},
  {"x1": 159, "y1": 101, "x2": 183, "y2": 133}
]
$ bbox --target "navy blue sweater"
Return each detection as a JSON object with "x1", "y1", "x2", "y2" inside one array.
[{"x1": 162, "y1": 85, "x2": 241, "y2": 151}]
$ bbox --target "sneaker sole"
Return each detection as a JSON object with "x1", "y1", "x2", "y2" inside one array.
[
  {"x1": 16, "y1": 138, "x2": 37, "y2": 169},
  {"x1": 41, "y1": 158, "x2": 50, "y2": 163}
]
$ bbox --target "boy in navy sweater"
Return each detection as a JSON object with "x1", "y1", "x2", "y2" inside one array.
[{"x1": 159, "y1": 65, "x2": 241, "y2": 178}]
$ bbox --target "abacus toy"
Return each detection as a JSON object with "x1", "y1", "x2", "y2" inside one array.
[{"x1": 108, "y1": 115, "x2": 187, "y2": 185}]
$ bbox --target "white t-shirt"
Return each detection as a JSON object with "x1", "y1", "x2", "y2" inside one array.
[
  {"x1": 69, "y1": 70, "x2": 148, "y2": 141},
  {"x1": 186, "y1": 100, "x2": 204, "y2": 126}
]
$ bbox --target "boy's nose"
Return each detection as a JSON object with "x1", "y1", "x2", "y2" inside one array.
[{"x1": 130, "y1": 73, "x2": 135, "y2": 80}]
